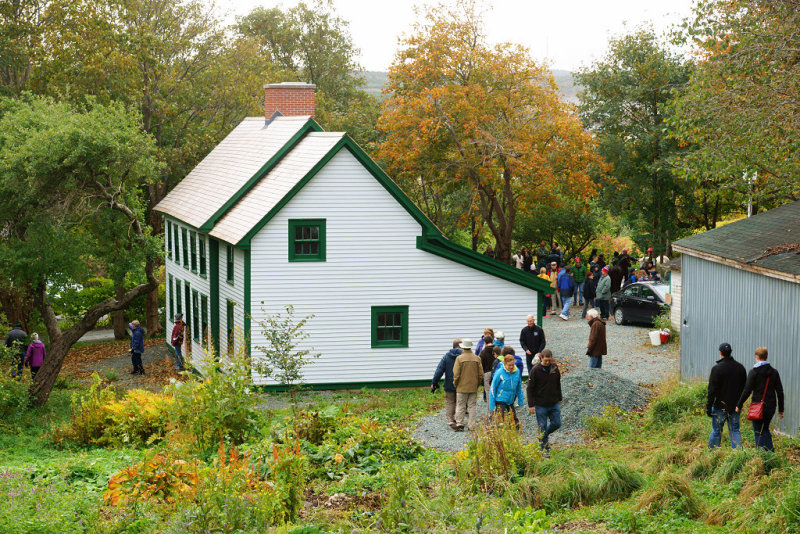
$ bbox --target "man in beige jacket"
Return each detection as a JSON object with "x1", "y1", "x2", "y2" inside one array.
[{"x1": 453, "y1": 339, "x2": 483, "y2": 431}]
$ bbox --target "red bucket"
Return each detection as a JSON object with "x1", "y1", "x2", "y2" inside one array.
[{"x1": 660, "y1": 332, "x2": 670, "y2": 344}]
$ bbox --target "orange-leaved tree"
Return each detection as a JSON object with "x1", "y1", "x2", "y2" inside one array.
[{"x1": 377, "y1": 1, "x2": 603, "y2": 262}]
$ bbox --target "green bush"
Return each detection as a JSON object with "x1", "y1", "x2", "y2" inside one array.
[
  {"x1": 0, "y1": 365, "x2": 31, "y2": 421},
  {"x1": 649, "y1": 383, "x2": 706, "y2": 424},
  {"x1": 636, "y1": 472, "x2": 704, "y2": 519},
  {"x1": 598, "y1": 463, "x2": 645, "y2": 501}
]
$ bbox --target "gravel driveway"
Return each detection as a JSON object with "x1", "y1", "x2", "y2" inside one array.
[{"x1": 412, "y1": 312, "x2": 679, "y2": 450}]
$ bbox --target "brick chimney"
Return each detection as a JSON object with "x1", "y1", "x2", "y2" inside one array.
[{"x1": 264, "y1": 82, "x2": 316, "y2": 118}]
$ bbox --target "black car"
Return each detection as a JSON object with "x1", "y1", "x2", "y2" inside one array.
[{"x1": 610, "y1": 282, "x2": 670, "y2": 326}]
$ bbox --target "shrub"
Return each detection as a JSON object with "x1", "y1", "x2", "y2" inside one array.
[
  {"x1": 104, "y1": 452, "x2": 199, "y2": 507},
  {"x1": 636, "y1": 472, "x2": 704, "y2": 519},
  {"x1": 0, "y1": 365, "x2": 31, "y2": 421},
  {"x1": 586, "y1": 411, "x2": 619, "y2": 439},
  {"x1": 51, "y1": 374, "x2": 171, "y2": 448},
  {"x1": 168, "y1": 349, "x2": 258, "y2": 454},
  {"x1": 543, "y1": 470, "x2": 600, "y2": 511},
  {"x1": 648, "y1": 382, "x2": 706, "y2": 424},
  {"x1": 598, "y1": 463, "x2": 645, "y2": 501}
]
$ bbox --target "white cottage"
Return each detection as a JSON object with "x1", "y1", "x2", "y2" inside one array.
[{"x1": 155, "y1": 83, "x2": 549, "y2": 388}]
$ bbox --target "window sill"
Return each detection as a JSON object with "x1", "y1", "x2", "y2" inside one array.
[
  {"x1": 288, "y1": 257, "x2": 326, "y2": 262},
  {"x1": 371, "y1": 343, "x2": 409, "y2": 349}
]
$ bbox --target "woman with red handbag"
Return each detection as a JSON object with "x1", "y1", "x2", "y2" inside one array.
[{"x1": 736, "y1": 347, "x2": 785, "y2": 451}]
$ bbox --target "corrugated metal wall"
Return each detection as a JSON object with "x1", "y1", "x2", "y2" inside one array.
[{"x1": 681, "y1": 254, "x2": 800, "y2": 435}]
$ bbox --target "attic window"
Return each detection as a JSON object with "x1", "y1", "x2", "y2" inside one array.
[{"x1": 288, "y1": 219, "x2": 326, "y2": 262}]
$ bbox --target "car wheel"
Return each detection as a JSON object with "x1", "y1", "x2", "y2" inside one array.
[{"x1": 614, "y1": 307, "x2": 626, "y2": 325}]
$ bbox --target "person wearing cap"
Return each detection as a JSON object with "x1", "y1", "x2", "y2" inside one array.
[
  {"x1": 431, "y1": 339, "x2": 463, "y2": 428},
  {"x1": 171, "y1": 313, "x2": 186, "y2": 371},
  {"x1": 128, "y1": 319, "x2": 145, "y2": 375},
  {"x1": 706, "y1": 342, "x2": 747, "y2": 449},
  {"x1": 452, "y1": 338, "x2": 483, "y2": 431},
  {"x1": 572, "y1": 257, "x2": 587, "y2": 306},
  {"x1": 595, "y1": 266, "x2": 612, "y2": 320},
  {"x1": 5, "y1": 321, "x2": 28, "y2": 378}
]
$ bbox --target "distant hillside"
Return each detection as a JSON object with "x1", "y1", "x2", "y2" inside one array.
[{"x1": 361, "y1": 70, "x2": 579, "y2": 103}]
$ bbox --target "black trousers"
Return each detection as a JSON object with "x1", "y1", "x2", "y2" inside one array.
[
  {"x1": 493, "y1": 402, "x2": 520, "y2": 428},
  {"x1": 131, "y1": 351, "x2": 144, "y2": 373}
]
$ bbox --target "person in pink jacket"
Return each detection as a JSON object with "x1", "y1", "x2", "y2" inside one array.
[{"x1": 25, "y1": 332, "x2": 46, "y2": 378}]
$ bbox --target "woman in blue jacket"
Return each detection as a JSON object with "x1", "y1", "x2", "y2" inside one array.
[{"x1": 488, "y1": 354, "x2": 525, "y2": 429}]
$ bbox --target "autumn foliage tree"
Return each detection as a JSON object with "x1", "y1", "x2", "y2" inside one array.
[{"x1": 377, "y1": 1, "x2": 601, "y2": 262}]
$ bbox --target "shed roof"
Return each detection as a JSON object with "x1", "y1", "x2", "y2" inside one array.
[
  {"x1": 154, "y1": 116, "x2": 314, "y2": 229},
  {"x1": 673, "y1": 200, "x2": 800, "y2": 278}
]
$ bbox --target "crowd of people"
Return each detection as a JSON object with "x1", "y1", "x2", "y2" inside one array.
[
  {"x1": 510, "y1": 243, "x2": 670, "y2": 321},
  {"x1": 430, "y1": 315, "x2": 786, "y2": 455}
]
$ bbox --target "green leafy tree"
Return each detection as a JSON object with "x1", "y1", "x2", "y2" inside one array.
[
  {"x1": 576, "y1": 28, "x2": 692, "y2": 255},
  {"x1": 669, "y1": 0, "x2": 800, "y2": 209},
  {"x1": 513, "y1": 201, "x2": 603, "y2": 260},
  {"x1": 254, "y1": 305, "x2": 321, "y2": 409},
  {"x1": 0, "y1": 96, "x2": 162, "y2": 405}
]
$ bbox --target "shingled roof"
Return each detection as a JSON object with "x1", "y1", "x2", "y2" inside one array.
[{"x1": 673, "y1": 200, "x2": 800, "y2": 279}]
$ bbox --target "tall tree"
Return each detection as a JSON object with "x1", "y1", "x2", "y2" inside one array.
[
  {"x1": 0, "y1": 96, "x2": 162, "y2": 405},
  {"x1": 377, "y1": 0, "x2": 601, "y2": 262},
  {"x1": 576, "y1": 28, "x2": 692, "y2": 254},
  {"x1": 669, "y1": 0, "x2": 800, "y2": 208},
  {"x1": 0, "y1": 0, "x2": 48, "y2": 96}
]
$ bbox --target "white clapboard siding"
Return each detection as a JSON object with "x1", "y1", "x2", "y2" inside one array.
[
  {"x1": 250, "y1": 149, "x2": 539, "y2": 385},
  {"x1": 155, "y1": 117, "x2": 309, "y2": 229},
  {"x1": 218, "y1": 243, "x2": 246, "y2": 357},
  {"x1": 164, "y1": 220, "x2": 212, "y2": 357}
]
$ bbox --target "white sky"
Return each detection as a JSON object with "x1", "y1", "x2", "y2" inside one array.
[{"x1": 217, "y1": 0, "x2": 696, "y2": 72}]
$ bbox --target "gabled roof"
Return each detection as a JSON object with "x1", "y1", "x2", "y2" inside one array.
[
  {"x1": 154, "y1": 116, "x2": 320, "y2": 229},
  {"x1": 673, "y1": 200, "x2": 800, "y2": 279}
]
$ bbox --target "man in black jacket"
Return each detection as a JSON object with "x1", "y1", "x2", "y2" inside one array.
[
  {"x1": 706, "y1": 342, "x2": 747, "y2": 449},
  {"x1": 5, "y1": 322, "x2": 27, "y2": 378},
  {"x1": 736, "y1": 347, "x2": 785, "y2": 452},
  {"x1": 527, "y1": 349, "x2": 561, "y2": 455},
  {"x1": 519, "y1": 314, "x2": 546, "y2": 376}
]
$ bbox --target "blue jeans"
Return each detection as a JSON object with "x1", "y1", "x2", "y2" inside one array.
[
  {"x1": 575, "y1": 282, "x2": 584, "y2": 305},
  {"x1": 708, "y1": 408, "x2": 741, "y2": 449},
  {"x1": 534, "y1": 404, "x2": 562, "y2": 450},
  {"x1": 172, "y1": 343, "x2": 185, "y2": 370},
  {"x1": 589, "y1": 356, "x2": 602, "y2": 368},
  {"x1": 560, "y1": 294, "x2": 572, "y2": 316},
  {"x1": 753, "y1": 408, "x2": 776, "y2": 451}
]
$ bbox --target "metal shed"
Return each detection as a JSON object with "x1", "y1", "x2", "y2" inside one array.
[{"x1": 673, "y1": 201, "x2": 800, "y2": 436}]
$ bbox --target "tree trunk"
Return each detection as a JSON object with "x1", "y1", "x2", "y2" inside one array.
[
  {"x1": 112, "y1": 284, "x2": 127, "y2": 339},
  {"x1": 146, "y1": 288, "x2": 160, "y2": 335}
]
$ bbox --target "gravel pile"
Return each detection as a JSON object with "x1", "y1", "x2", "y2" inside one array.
[{"x1": 412, "y1": 368, "x2": 651, "y2": 451}]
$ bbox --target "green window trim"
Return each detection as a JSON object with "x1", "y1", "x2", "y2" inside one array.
[
  {"x1": 192, "y1": 290, "x2": 200, "y2": 342},
  {"x1": 181, "y1": 228, "x2": 189, "y2": 269},
  {"x1": 190, "y1": 231, "x2": 197, "y2": 273},
  {"x1": 226, "y1": 300, "x2": 235, "y2": 355},
  {"x1": 200, "y1": 294, "x2": 208, "y2": 349},
  {"x1": 199, "y1": 237, "x2": 207, "y2": 278},
  {"x1": 226, "y1": 244, "x2": 234, "y2": 284},
  {"x1": 166, "y1": 220, "x2": 173, "y2": 260},
  {"x1": 168, "y1": 274, "x2": 174, "y2": 318},
  {"x1": 173, "y1": 224, "x2": 180, "y2": 265},
  {"x1": 175, "y1": 278, "x2": 182, "y2": 315},
  {"x1": 288, "y1": 219, "x2": 326, "y2": 262},
  {"x1": 184, "y1": 282, "x2": 191, "y2": 339},
  {"x1": 371, "y1": 305, "x2": 409, "y2": 348}
]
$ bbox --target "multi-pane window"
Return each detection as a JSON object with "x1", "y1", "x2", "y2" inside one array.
[
  {"x1": 226, "y1": 244, "x2": 234, "y2": 284},
  {"x1": 168, "y1": 274, "x2": 174, "y2": 318},
  {"x1": 175, "y1": 279, "x2": 182, "y2": 315},
  {"x1": 200, "y1": 294, "x2": 208, "y2": 349},
  {"x1": 182, "y1": 228, "x2": 189, "y2": 269},
  {"x1": 173, "y1": 224, "x2": 180, "y2": 265},
  {"x1": 226, "y1": 300, "x2": 235, "y2": 355},
  {"x1": 190, "y1": 231, "x2": 197, "y2": 272},
  {"x1": 199, "y1": 236, "x2": 207, "y2": 277},
  {"x1": 166, "y1": 220, "x2": 173, "y2": 260},
  {"x1": 192, "y1": 290, "x2": 200, "y2": 342},
  {"x1": 371, "y1": 306, "x2": 409, "y2": 348},
  {"x1": 288, "y1": 219, "x2": 326, "y2": 262}
]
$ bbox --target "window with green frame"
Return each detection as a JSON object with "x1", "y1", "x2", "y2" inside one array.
[
  {"x1": 226, "y1": 300, "x2": 235, "y2": 355},
  {"x1": 199, "y1": 236, "x2": 207, "y2": 277},
  {"x1": 168, "y1": 274, "x2": 174, "y2": 318},
  {"x1": 192, "y1": 290, "x2": 200, "y2": 342},
  {"x1": 288, "y1": 219, "x2": 326, "y2": 262},
  {"x1": 184, "y1": 282, "x2": 191, "y2": 338},
  {"x1": 166, "y1": 220, "x2": 173, "y2": 260},
  {"x1": 226, "y1": 244, "x2": 234, "y2": 284},
  {"x1": 173, "y1": 224, "x2": 180, "y2": 265},
  {"x1": 200, "y1": 294, "x2": 208, "y2": 348},
  {"x1": 371, "y1": 306, "x2": 409, "y2": 348},
  {"x1": 190, "y1": 231, "x2": 197, "y2": 272},
  {"x1": 182, "y1": 228, "x2": 189, "y2": 269},
  {"x1": 175, "y1": 279, "x2": 182, "y2": 315}
]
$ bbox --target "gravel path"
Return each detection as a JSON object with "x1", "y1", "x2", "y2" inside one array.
[{"x1": 413, "y1": 312, "x2": 678, "y2": 450}]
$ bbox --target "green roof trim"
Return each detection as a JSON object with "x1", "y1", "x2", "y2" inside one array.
[{"x1": 198, "y1": 118, "x2": 324, "y2": 233}]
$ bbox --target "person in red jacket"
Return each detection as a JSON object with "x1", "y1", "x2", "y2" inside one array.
[{"x1": 171, "y1": 313, "x2": 186, "y2": 371}]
